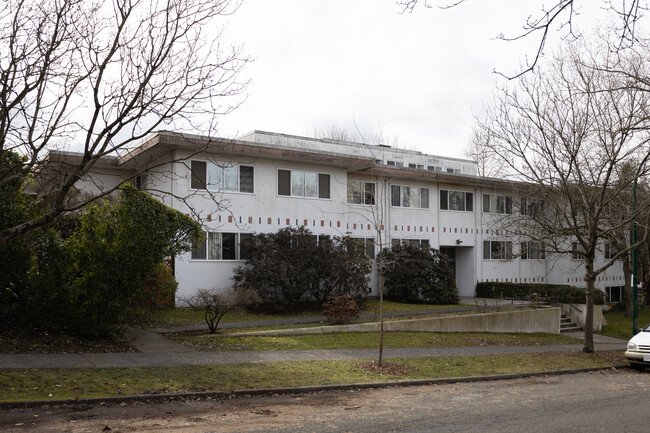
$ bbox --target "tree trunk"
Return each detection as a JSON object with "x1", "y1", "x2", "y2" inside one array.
[{"x1": 584, "y1": 261, "x2": 595, "y2": 353}]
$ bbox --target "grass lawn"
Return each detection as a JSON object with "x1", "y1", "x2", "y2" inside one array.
[
  {"x1": 0, "y1": 351, "x2": 625, "y2": 402},
  {"x1": 126, "y1": 300, "x2": 464, "y2": 328},
  {"x1": 172, "y1": 331, "x2": 580, "y2": 352},
  {"x1": 600, "y1": 308, "x2": 650, "y2": 340}
]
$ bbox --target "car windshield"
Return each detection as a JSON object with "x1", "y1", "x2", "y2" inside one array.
[{"x1": 644, "y1": 324, "x2": 650, "y2": 332}]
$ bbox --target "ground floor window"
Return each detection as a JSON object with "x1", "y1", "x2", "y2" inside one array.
[
  {"x1": 191, "y1": 232, "x2": 253, "y2": 261},
  {"x1": 391, "y1": 238, "x2": 430, "y2": 249},
  {"x1": 352, "y1": 237, "x2": 376, "y2": 259},
  {"x1": 605, "y1": 286, "x2": 624, "y2": 303}
]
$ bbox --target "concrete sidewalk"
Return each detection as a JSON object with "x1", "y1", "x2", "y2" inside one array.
[
  {"x1": 0, "y1": 329, "x2": 627, "y2": 369},
  {"x1": 0, "y1": 340, "x2": 628, "y2": 369}
]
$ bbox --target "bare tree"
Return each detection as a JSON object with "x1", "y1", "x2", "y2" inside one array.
[
  {"x1": 0, "y1": 0, "x2": 248, "y2": 244},
  {"x1": 398, "y1": 1, "x2": 648, "y2": 78},
  {"x1": 463, "y1": 127, "x2": 505, "y2": 178},
  {"x1": 476, "y1": 37, "x2": 650, "y2": 352}
]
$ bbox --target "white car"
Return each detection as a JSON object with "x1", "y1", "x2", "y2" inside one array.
[{"x1": 626, "y1": 324, "x2": 650, "y2": 370}]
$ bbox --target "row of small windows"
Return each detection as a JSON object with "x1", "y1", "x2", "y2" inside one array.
[
  {"x1": 385, "y1": 160, "x2": 462, "y2": 174},
  {"x1": 191, "y1": 232, "x2": 616, "y2": 263}
]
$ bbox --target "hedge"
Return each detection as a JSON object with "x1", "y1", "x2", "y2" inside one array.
[{"x1": 476, "y1": 282, "x2": 605, "y2": 305}]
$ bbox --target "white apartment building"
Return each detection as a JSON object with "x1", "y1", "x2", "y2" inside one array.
[{"x1": 41, "y1": 130, "x2": 626, "y2": 302}]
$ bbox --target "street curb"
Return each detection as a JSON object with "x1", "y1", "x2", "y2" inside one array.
[{"x1": 0, "y1": 365, "x2": 630, "y2": 410}]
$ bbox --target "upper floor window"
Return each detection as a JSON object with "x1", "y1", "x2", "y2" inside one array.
[
  {"x1": 347, "y1": 181, "x2": 375, "y2": 205},
  {"x1": 520, "y1": 198, "x2": 544, "y2": 216},
  {"x1": 521, "y1": 241, "x2": 545, "y2": 260},
  {"x1": 440, "y1": 190, "x2": 473, "y2": 212},
  {"x1": 278, "y1": 169, "x2": 330, "y2": 199},
  {"x1": 191, "y1": 232, "x2": 253, "y2": 261},
  {"x1": 391, "y1": 185, "x2": 429, "y2": 209},
  {"x1": 483, "y1": 240, "x2": 513, "y2": 260},
  {"x1": 483, "y1": 194, "x2": 512, "y2": 214},
  {"x1": 190, "y1": 160, "x2": 254, "y2": 193},
  {"x1": 604, "y1": 242, "x2": 618, "y2": 260},
  {"x1": 571, "y1": 242, "x2": 584, "y2": 260}
]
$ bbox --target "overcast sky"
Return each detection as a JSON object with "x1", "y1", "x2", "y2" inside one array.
[{"x1": 212, "y1": 0, "x2": 608, "y2": 158}]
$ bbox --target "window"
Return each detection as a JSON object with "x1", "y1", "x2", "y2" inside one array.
[
  {"x1": 427, "y1": 166, "x2": 442, "y2": 172},
  {"x1": 391, "y1": 185, "x2": 429, "y2": 208},
  {"x1": 352, "y1": 238, "x2": 376, "y2": 259},
  {"x1": 571, "y1": 242, "x2": 584, "y2": 260},
  {"x1": 520, "y1": 198, "x2": 544, "y2": 216},
  {"x1": 521, "y1": 241, "x2": 545, "y2": 260},
  {"x1": 440, "y1": 190, "x2": 473, "y2": 212},
  {"x1": 483, "y1": 240, "x2": 513, "y2": 260},
  {"x1": 606, "y1": 286, "x2": 623, "y2": 303},
  {"x1": 134, "y1": 175, "x2": 146, "y2": 190},
  {"x1": 391, "y1": 238, "x2": 430, "y2": 249},
  {"x1": 191, "y1": 232, "x2": 252, "y2": 261},
  {"x1": 483, "y1": 194, "x2": 512, "y2": 214},
  {"x1": 347, "y1": 181, "x2": 376, "y2": 205},
  {"x1": 604, "y1": 242, "x2": 618, "y2": 260},
  {"x1": 278, "y1": 169, "x2": 330, "y2": 199},
  {"x1": 191, "y1": 160, "x2": 254, "y2": 193}
]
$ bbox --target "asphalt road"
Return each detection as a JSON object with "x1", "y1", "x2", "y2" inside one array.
[{"x1": 2, "y1": 369, "x2": 649, "y2": 432}]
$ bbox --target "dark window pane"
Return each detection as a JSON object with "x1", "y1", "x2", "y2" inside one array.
[
  {"x1": 240, "y1": 166, "x2": 254, "y2": 193},
  {"x1": 391, "y1": 185, "x2": 401, "y2": 207},
  {"x1": 222, "y1": 233, "x2": 237, "y2": 260},
  {"x1": 318, "y1": 173, "x2": 330, "y2": 199},
  {"x1": 191, "y1": 161, "x2": 206, "y2": 189},
  {"x1": 278, "y1": 169, "x2": 291, "y2": 196},
  {"x1": 440, "y1": 190, "x2": 448, "y2": 210},
  {"x1": 466, "y1": 192, "x2": 473, "y2": 212},
  {"x1": 483, "y1": 194, "x2": 490, "y2": 213},
  {"x1": 239, "y1": 233, "x2": 253, "y2": 260},
  {"x1": 505, "y1": 196, "x2": 512, "y2": 214}
]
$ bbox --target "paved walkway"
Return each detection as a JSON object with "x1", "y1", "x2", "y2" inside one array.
[{"x1": 0, "y1": 306, "x2": 628, "y2": 369}]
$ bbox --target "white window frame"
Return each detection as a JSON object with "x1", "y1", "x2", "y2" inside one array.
[
  {"x1": 190, "y1": 160, "x2": 254, "y2": 194},
  {"x1": 483, "y1": 193, "x2": 512, "y2": 215},
  {"x1": 277, "y1": 168, "x2": 331, "y2": 199},
  {"x1": 440, "y1": 189, "x2": 473, "y2": 212},
  {"x1": 521, "y1": 241, "x2": 546, "y2": 260},
  {"x1": 391, "y1": 184, "x2": 430, "y2": 209},
  {"x1": 347, "y1": 180, "x2": 376, "y2": 205},
  {"x1": 483, "y1": 240, "x2": 513, "y2": 260},
  {"x1": 191, "y1": 232, "x2": 253, "y2": 261}
]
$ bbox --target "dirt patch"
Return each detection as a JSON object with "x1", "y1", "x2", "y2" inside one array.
[{"x1": 357, "y1": 361, "x2": 414, "y2": 375}]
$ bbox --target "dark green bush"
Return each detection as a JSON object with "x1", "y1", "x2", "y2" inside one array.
[
  {"x1": 382, "y1": 243, "x2": 458, "y2": 305},
  {"x1": 233, "y1": 227, "x2": 371, "y2": 311},
  {"x1": 475, "y1": 281, "x2": 605, "y2": 305}
]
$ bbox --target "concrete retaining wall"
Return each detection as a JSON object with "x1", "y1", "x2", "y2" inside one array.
[
  {"x1": 233, "y1": 307, "x2": 562, "y2": 337},
  {"x1": 560, "y1": 304, "x2": 604, "y2": 332}
]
